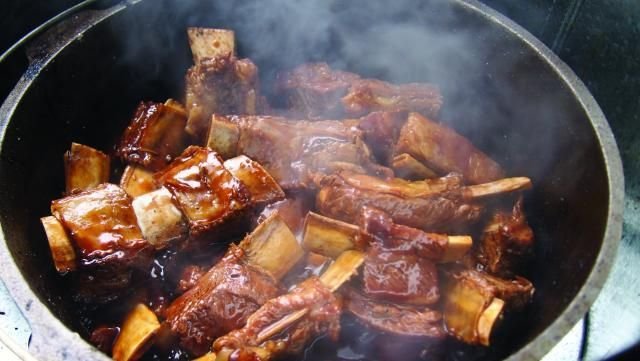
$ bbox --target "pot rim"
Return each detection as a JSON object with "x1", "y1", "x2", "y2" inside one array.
[{"x1": 0, "y1": 1, "x2": 624, "y2": 360}]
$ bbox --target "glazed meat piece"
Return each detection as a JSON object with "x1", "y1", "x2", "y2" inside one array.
[
  {"x1": 49, "y1": 183, "x2": 153, "y2": 302},
  {"x1": 163, "y1": 213, "x2": 303, "y2": 357},
  {"x1": 302, "y1": 209, "x2": 472, "y2": 263},
  {"x1": 155, "y1": 146, "x2": 251, "y2": 242},
  {"x1": 223, "y1": 155, "x2": 285, "y2": 206},
  {"x1": 342, "y1": 78, "x2": 442, "y2": 118},
  {"x1": 359, "y1": 206, "x2": 447, "y2": 260},
  {"x1": 475, "y1": 197, "x2": 534, "y2": 277},
  {"x1": 164, "y1": 246, "x2": 282, "y2": 356},
  {"x1": 213, "y1": 277, "x2": 341, "y2": 360},
  {"x1": 345, "y1": 288, "x2": 445, "y2": 338},
  {"x1": 185, "y1": 56, "x2": 261, "y2": 141},
  {"x1": 207, "y1": 115, "x2": 391, "y2": 189},
  {"x1": 275, "y1": 63, "x2": 442, "y2": 119},
  {"x1": 442, "y1": 268, "x2": 534, "y2": 345},
  {"x1": 274, "y1": 62, "x2": 360, "y2": 118},
  {"x1": 317, "y1": 172, "x2": 482, "y2": 233},
  {"x1": 117, "y1": 100, "x2": 188, "y2": 171},
  {"x1": 64, "y1": 142, "x2": 110, "y2": 194},
  {"x1": 361, "y1": 245, "x2": 439, "y2": 305},
  {"x1": 317, "y1": 171, "x2": 531, "y2": 233},
  {"x1": 448, "y1": 268, "x2": 534, "y2": 310},
  {"x1": 395, "y1": 112, "x2": 504, "y2": 184},
  {"x1": 212, "y1": 251, "x2": 364, "y2": 361}
]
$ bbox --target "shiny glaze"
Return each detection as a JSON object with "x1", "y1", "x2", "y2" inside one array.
[
  {"x1": 224, "y1": 155, "x2": 285, "y2": 205},
  {"x1": 51, "y1": 183, "x2": 145, "y2": 255},
  {"x1": 359, "y1": 207, "x2": 448, "y2": 261},
  {"x1": 362, "y1": 245, "x2": 439, "y2": 305},
  {"x1": 117, "y1": 101, "x2": 188, "y2": 171},
  {"x1": 156, "y1": 146, "x2": 251, "y2": 238}
]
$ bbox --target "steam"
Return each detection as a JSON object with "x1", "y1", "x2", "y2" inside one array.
[{"x1": 101, "y1": 0, "x2": 592, "y2": 192}]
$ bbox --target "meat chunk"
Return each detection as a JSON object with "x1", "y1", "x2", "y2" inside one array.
[
  {"x1": 117, "y1": 100, "x2": 188, "y2": 171},
  {"x1": 213, "y1": 277, "x2": 341, "y2": 360},
  {"x1": 356, "y1": 111, "x2": 406, "y2": 165},
  {"x1": 395, "y1": 112, "x2": 504, "y2": 184},
  {"x1": 185, "y1": 56, "x2": 260, "y2": 141},
  {"x1": 275, "y1": 63, "x2": 442, "y2": 119},
  {"x1": 156, "y1": 146, "x2": 251, "y2": 242},
  {"x1": 274, "y1": 62, "x2": 360, "y2": 118},
  {"x1": 50, "y1": 184, "x2": 153, "y2": 302},
  {"x1": 165, "y1": 246, "x2": 281, "y2": 356},
  {"x1": 358, "y1": 206, "x2": 448, "y2": 261},
  {"x1": 360, "y1": 245, "x2": 439, "y2": 305},
  {"x1": 342, "y1": 78, "x2": 442, "y2": 118},
  {"x1": 302, "y1": 208, "x2": 472, "y2": 263},
  {"x1": 64, "y1": 142, "x2": 110, "y2": 194},
  {"x1": 208, "y1": 115, "x2": 391, "y2": 189},
  {"x1": 475, "y1": 197, "x2": 534, "y2": 277},
  {"x1": 223, "y1": 155, "x2": 285, "y2": 206},
  {"x1": 442, "y1": 268, "x2": 534, "y2": 345},
  {"x1": 345, "y1": 288, "x2": 445, "y2": 339},
  {"x1": 316, "y1": 172, "x2": 482, "y2": 233}
]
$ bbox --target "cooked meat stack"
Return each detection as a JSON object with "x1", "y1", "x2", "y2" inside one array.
[{"x1": 40, "y1": 27, "x2": 537, "y2": 361}]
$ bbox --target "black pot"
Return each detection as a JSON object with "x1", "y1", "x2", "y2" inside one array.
[{"x1": 0, "y1": 0, "x2": 624, "y2": 360}]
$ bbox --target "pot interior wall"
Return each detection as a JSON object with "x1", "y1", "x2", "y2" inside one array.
[{"x1": 0, "y1": 0, "x2": 610, "y2": 359}]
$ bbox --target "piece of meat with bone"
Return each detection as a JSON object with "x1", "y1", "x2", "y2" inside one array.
[
  {"x1": 274, "y1": 62, "x2": 361, "y2": 119},
  {"x1": 316, "y1": 171, "x2": 531, "y2": 233},
  {"x1": 213, "y1": 278, "x2": 341, "y2": 361},
  {"x1": 117, "y1": 99, "x2": 188, "y2": 172},
  {"x1": 155, "y1": 146, "x2": 251, "y2": 243},
  {"x1": 212, "y1": 250, "x2": 364, "y2": 361},
  {"x1": 344, "y1": 288, "x2": 445, "y2": 339},
  {"x1": 64, "y1": 142, "x2": 110, "y2": 194},
  {"x1": 207, "y1": 115, "x2": 391, "y2": 189},
  {"x1": 302, "y1": 210, "x2": 472, "y2": 263},
  {"x1": 442, "y1": 268, "x2": 534, "y2": 346},
  {"x1": 184, "y1": 28, "x2": 262, "y2": 141},
  {"x1": 275, "y1": 63, "x2": 442, "y2": 119},
  {"x1": 46, "y1": 183, "x2": 154, "y2": 302},
  {"x1": 395, "y1": 112, "x2": 505, "y2": 184},
  {"x1": 342, "y1": 78, "x2": 443, "y2": 118},
  {"x1": 130, "y1": 149, "x2": 283, "y2": 250},
  {"x1": 475, "y1": 196, "x2": 534, "y2": 277},
  {"x1": 164, "y1": 246, "x2": 281, "y2": 356},
  {"x1": 357, "y1": 206, "x2": 472, "y2": 262},
  {"x1": 360, "y1": 244, "x2": 440, "y2": 305},
  {"x1": 356, "y1": 111, "x2": 408, "y2": 165},
  {"x1": 164, "y1": 213, "x2": 303, "y2": 357}
]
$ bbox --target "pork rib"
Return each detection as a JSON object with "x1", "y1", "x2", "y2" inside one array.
[
  {"x1": 207, "y1": 115, "x2": 391, "y2": 189},
  {"x1": 395, "y1": 112, "x2": 504, "y2": 184}
]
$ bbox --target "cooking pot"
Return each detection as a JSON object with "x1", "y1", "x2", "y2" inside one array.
[{"x1": 0, "y1": 0, "x2": 623, "y2": 360}]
